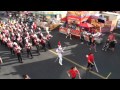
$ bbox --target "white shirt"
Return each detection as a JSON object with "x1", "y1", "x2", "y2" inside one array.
[{"x1": 56, "y1": 47, "x2": 64, "y2": 54}]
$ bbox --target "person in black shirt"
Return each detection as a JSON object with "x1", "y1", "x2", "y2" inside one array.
[{"x1": 109, "y1": 40, "x2": 117, "y2": 52}]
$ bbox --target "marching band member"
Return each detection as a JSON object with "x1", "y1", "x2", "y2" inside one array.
[
  {"x1": 14, "y1": 45, "x2": 23, "y2": 63},
  {"x1": 2, "y1": 35, "x2": 8, "y2": 47},
  {"x1": 34, "y1": 36, "x2": 41, "y2": 55},
  {"x1": 38, "y1": 31, "x2": 44, "y2": 39},
  {"x1": 40, "y1": 37, "x2": 47, "y2": 52},
  {"x1": 56, "y1": 45, "x2": 64, "y2": 65},
  {"x1": 25, "y1": 41, "x2": 33, "y2": 58},
  {"x1": 17, "y1": 35, "x2": 23, "y2": 49},
  {"x1": 46, "y1": 33, "x2": 53, "y2": 49},
  {"x1": 58, "y1": 41, "x2": 61, "y2": 48}
]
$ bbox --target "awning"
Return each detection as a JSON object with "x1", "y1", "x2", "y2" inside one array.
[{"x1": 78, "y1": 22, "x2": 94, "y2": 28}]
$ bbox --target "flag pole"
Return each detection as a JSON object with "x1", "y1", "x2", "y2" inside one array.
[{"x1": 94, "y1": 61, "x2": 99, "y2": 72}]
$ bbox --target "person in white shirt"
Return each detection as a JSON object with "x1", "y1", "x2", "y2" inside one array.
[{"x1": 56, "y1": 46, "x2": 64, "y2": 65}]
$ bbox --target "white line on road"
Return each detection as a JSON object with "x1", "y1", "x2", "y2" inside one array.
[{"x1": 105, "y1": 72, "x2": 112, "y2": 79}]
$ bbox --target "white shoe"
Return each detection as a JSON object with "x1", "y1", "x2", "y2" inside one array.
[
  {"x1": 70, "y1": 38, "x2": 72, "y2": 40},
  {"x1": 66, "y1": 36, "x2": 67, "y2": 38},
  {"x1": 59, "y1": 63, "x2": 63, "y2": 65}
]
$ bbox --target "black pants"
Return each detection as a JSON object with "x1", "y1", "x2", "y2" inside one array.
[
  {"x1": 22, "y1": 39, "x2": 25, "y2": 48},
  {"x1": 9, "y1": 47, "x2": 13, "y2": 54},
  {"x1": 17, "y1": 53, "x2": 23, "y2": 63},
  {"x1": 32, "y1": 39, "x2": 35, "y2": 46},
  {"x1": 36, "y1": 45, "x2": 40, "y2": 55},
  {"x1": 3, "y1": 42, "x2": 7, "y2": 47},
  {"x1": 47, "y1": 41, "x2": 51, "y2": 49},
  {"x1": 19, "y1": 43, "x2": 24, "y2": 53},
  {"x1": 0, "y1": 40, "x2": 2, "y2": 45},
  {"x1": 41, "y1": 43, "x2": 46, "y2": 52},
  {"x1": 87, "y1": 63, "x2": 94, "y2": 69},
  {"x1": 27, "y1": 49, "x2": 33, "y2": 58}
]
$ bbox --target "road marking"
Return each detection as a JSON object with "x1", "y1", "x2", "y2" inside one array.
[
  {"x1": 49, "y1": 50, "x2": 107, "y2": 79},
  {"x1": 105, "y1": 72, "x2": 112, "y2": 79}
]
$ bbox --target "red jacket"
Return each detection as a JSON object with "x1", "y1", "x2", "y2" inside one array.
[
  {"x1": 68, "y1": 69, "x2": 79, "y2": 78},
  {"x1": 87, "y1": 54, "x2": 94, "y2": 63},
  {"x1": 34, "y1": 38, "x2": 40, "y2": 45},
  {"x1": 40, "y1": 39, "x2": 46, "y2": 45},
  {"x1": 7, "y1": 41, "x2": 13, "y2": 48},
  {"x1": 46, "y1": 34, "x2": 52, "y2": 40},
  {"x1": 14, "y1": 46, "x2": 21, "y2": 54},
  {"x1": 25, "y1": 43, "x2": 32, "y2": 50}
]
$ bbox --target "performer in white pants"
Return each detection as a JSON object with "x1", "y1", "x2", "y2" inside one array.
[{"x1": 56, "y1": 46, "x2": 64, "y2": 65}]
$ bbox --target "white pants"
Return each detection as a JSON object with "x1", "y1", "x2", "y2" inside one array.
[{"x1": 58, "y1": 53, "x2": 63, "y2": 65}]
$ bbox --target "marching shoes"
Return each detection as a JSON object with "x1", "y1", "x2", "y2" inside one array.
[{"x1": 59, "y1": 62, "x2": 63, "y2": 65}]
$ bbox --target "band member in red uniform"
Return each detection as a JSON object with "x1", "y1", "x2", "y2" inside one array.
[
  {"x1": 58, "y1": 41, "x2": 61, "y2": 48},
  {"x1": 32, "y1": 22, "x2": 37, "y2": 31},
  {"x1": 86, "y1": 53, "x2": 95, "y2": 70},
  {"x1": 56, "y1": 45, "x2": 64, "y2": 65},
  {"x1": 25, "y1": 42, "x2": 33, "y2": 58},
  {"x1": 17, "y1": 36, "x2": 23, "y2": 53},
  {"x1": 67, "y1": 66, "x2": 81, "y2": 79},
  {"x1": 2, "y1": 35, "x2": 7, "y2": 47},
  {"x1": 14, "y1": 45, "x2": 23, "y2": 63},
  {"x1": 40, "y1": 37, "x2": 46, "y2": 52},
  {"x1": 11, "y1": 33, "x2": 16, "y2": 42},
  {"x1": 38, "y1": 31, "x2": 43, "y2": 39},
  {"x1": 30, "y1": 33, "x2": 36, "y2": 46},
  {"x1": 46, "y1": 33, "x2": 53, "y2": 49},
  {"x1": 34, "y1": 37, "x2": 40, "y2": 55}
]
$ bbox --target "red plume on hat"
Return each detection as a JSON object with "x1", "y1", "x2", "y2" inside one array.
[{"x1": 58, "y1": 41, "x2": 61, "y2": 46}]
